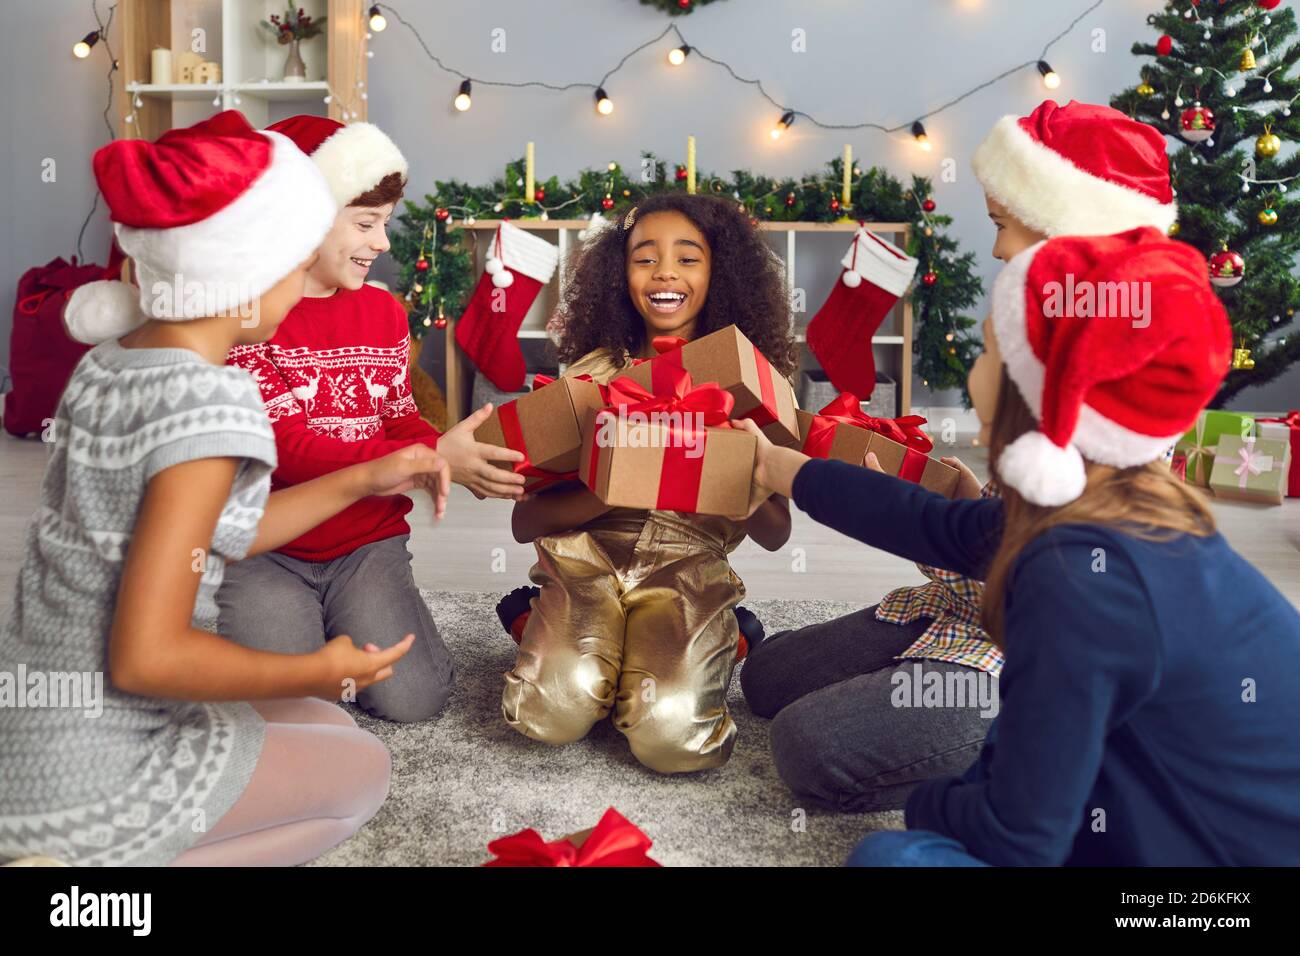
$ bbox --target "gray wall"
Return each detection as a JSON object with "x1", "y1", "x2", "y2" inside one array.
[{"x1": 3, "y1": 0, "x2": 1296, "y2": 410}]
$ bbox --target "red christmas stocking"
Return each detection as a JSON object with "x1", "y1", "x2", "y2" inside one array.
[
  {"x1": 455, "y1": 221, "x2": 559, "y2": 391},
  {"x1": 805, "y1": 228, "x2": 918, "y2": 400}
]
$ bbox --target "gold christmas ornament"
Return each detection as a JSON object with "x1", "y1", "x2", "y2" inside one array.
[
  {"x1": 1240, "y1": 47, "x2": 1257, "y2": 71},
  {"x1": 1256, "y1": 126, "x2": 1282, "y2": 157},
  {"x1": 1137, "y1": 82, "x2": 1156, "y2": 96},
  {"x1": 1259, "y1": 207, "x2": 1279, "y2": 226},
  {"x1": 1168, "y1": 220, "x2": 1181, "y2": 237},
  {"x1": 1231, "y1": 345, "x2": 1255, "y2": 370}
]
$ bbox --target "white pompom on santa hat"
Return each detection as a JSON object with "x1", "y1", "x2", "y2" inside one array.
[
  {"x1": 65, "y1": 110, "x2": 336, "y2": 344},
  {"x1": 265, "y1": 115, "x2": 408, "y2": 208},
  {"x1": 990, "y1": 228, "x2": 1232, "y2": 506},
  {"x1": 972, "y1": 99, "x2": 1177, "y2": 237}
]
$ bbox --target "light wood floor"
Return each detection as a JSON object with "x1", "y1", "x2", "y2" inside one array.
[{"x1": 1, "y1": 435, "x2": 1297, "y2": 621}]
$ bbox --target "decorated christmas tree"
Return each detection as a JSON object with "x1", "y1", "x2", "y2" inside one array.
[{"x1": 1112, "y1": 0, "x2": 1300, "y2": 405}]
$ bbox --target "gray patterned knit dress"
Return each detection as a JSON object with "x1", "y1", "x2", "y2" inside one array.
[{"x1": 0, "y1": 340, "x2": 278, "y2": 865}]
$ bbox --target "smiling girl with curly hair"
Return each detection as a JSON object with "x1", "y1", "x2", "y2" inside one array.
[{"x1": 501, "y1": 192, "x2": 796, "y2": 774}]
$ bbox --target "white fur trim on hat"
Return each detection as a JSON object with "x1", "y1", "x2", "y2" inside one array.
[
  {"x1": 840, "y1": 228, "x2": 919, "y2": 295},
  {"x1": 991, "y1": 241, "x2": 1187, "y2": 477},
  {"x1": 493, "y1": 220, "x2": 559, "y2": 284},
  {"x1": 107, "y1": 130, "x2": 334, "y2": 335},
  {"x1": 311, "y1": 122, "x2": 409, "y2": 208},
  {"x1": 997, "y1": 430, "x2": 1088, "y2": 506},
  {"x1": 972, "y1": 115, "x2": 1177, "y2": 238},
  {"x1": 64, "y1": 280, "x2": 145, "y2": 344}
]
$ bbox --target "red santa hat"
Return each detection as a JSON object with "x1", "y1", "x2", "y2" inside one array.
[
  {"x1": 266, "y1": 115, "x2": 408, "y2": 208},
  {"x1": 991, "y1": 227, "x2": 1232, "y2": 506},
  {"x1": 972, "y1": 99, "x2": 1177, "y2": 237},
  {"x1": 65, "y1": 110, "x2": 335, "y2": 344}
]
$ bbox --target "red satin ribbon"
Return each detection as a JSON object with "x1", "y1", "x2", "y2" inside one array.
[
  {"x1": 1170, "y1": 452, "x2": 1188, "y2": 484},
  {"x1": 801, "y1": 392, "x2": 933, "y2": 481},
  {"x1": 588, "y1": 365, "x2": 734, "y2": 512},
  {"x1": 483, "y1": 807, "x2": 661, "y2": 867},
  {"x1": 497, "y1": 397, "x2": 578, "y2": 492},
  {"x1": 638, "y1": 334, "x2": 781, "y2": 430},
  {"x1": 1256, "y1": 410, "x2": 1300, "y2": 496}
]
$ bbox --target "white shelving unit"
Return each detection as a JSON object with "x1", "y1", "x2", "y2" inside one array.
[
  {"x1": 441, "y1": 219, "x2": 914, "y2": 426},
  {"x1": 117, "y1": 0, "x2": 365, "y2": 139}
]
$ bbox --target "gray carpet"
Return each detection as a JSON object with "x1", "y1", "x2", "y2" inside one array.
[{"x1": 310, "y1": 590, "x2": 903, "y2": 867}]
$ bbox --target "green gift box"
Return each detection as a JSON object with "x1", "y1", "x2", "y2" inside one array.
[
  {"x1": 1207, "y1": 434, "x2": 1291, "y2": 505},
  {"x1": 1174, "y1": 410, "x2": 1255, "y2": 487}
]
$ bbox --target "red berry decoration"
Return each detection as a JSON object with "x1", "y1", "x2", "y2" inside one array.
[
  {"x1": 434, "y1": 207, "x2": 450, "y2": 221},
  {"x1": 415, "y1": 258, "x2": 429, "y2": 272},
  {"x1": 1179, "y1": 103, "x2": 1215, "y2": 143},
  {"x1": 1209, "y1": 248, "x2": 1245, "y2": 287},
  {"x1": 675, "y1": 166, "x2": 688, "y2": 182},
  {"x1": 921, "y1": 271, "x2": 939, "y2": 287},
  {"x1": 678, "y1": 0, "x2": 691, "y2": 8},
  {"x1": 534, "y1": 188, "x2": 545, "y2": 202},
  {"x1": 785, "y1": 192, "x2": 796, "y2": 207},
  {"x1": 1156, "y1": 34, "x2": 1173, "y2": 56},
  {"x1": 433, "y1": 316, "x2": 448, "y2": 330},
  {"x1": 922, "y1": 198, "x2": 936, "y2": 212},
  {"x1": 829, "y1": 198, "x2": 841, "y2": 212},
  {"x1": 601, "y1": 195, "x2": 615, "y2": 210}
]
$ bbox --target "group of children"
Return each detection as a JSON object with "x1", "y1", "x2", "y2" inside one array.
[{"x1": 0, "y1": 99, "x2": 1297, "y2": 867}]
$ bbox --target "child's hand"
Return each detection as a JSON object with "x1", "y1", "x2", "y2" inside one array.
[
  {"x1": 312, "y1": 633, "x2": 414, "y2": 701},
  {"x1": 938, "y1": 456, "x2": 983, "y2": 499},
  {"x1": 733, "y1": 418, "x2": 805, "y2": 498},
  {"x1": 727, "y1": 476, "x2": 775, "y2": 522},
  {"x1": 436, "y1": 403, "x2": 529, "y2": 500},
  {"x1": 365, "y1": 445, "x2": 452, "y2": 518}
]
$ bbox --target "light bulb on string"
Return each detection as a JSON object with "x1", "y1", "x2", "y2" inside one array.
[
  {"x1": 912, "y1": 120, "x2": 932, "y2": 152},
  {"x1": 668, "y1": 45, "x2": 690, "y2": 67},
  {"x1": 454, "y1": 79, "x2": 472, "y2": 112},
  {"x1": 73, "y1": 30, "x2": 98, "y2": 58},
  {"x1": 1037, "y1": 60, "x2": 1061, "y2": 90},
  {"x1": 594, "y1": 87, "x2": 614, "y2": 115},
  {"x1": 368, "y1": 5, "x2": 386, "y2": 32},
  {"x1": 771, "y1": 110, "x2": 795, "y2": 140}
]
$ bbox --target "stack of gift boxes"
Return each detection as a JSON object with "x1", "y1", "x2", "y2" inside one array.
[
  {"x1": 1173, "y1": 409, "x2": 1298, "y2": 506},
  {"x1": 471, "y1": 325, "x2": 962, "y2": 516}
]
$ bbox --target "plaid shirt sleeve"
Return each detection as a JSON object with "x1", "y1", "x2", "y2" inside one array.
[{"x1": 874, "y1": 482, "x2": 1005, "y2": 676}]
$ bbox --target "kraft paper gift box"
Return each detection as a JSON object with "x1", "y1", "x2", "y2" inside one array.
[
  {"x1": 618, "y1": 325, "x2": 800, "y2": 447},
  {"x1": 1207, "y1": 433, "x2": 1291, "y2": 505},
  {"x1": 1174, "y1": 410, "x2": 1255, "y2": 487},
  {"x1": 578, "y1": 370, "x2": 757, "y2": 517},
  {"x1": 474, "y1": 374, "x2": 607, "y2": 490},
  {"x1": 796, "y1": 393, "x2": 961, "y2": 498},
  {"x1": 1253, "y1": 411, "x2": 1300, "y2": 498}
]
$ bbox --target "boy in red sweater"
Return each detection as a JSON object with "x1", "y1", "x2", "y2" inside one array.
[{"x1": 219, "y1": 116, "x2": 525, "y2": 722}]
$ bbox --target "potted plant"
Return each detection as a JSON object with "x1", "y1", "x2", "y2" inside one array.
[{"x1": 261, "y1": 7, "x2": 326, "y2": 83}]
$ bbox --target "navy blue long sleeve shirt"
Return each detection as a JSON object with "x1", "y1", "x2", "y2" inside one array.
[{"x1": 792, "y1": 458, "x2": 1300, "y2": 866}]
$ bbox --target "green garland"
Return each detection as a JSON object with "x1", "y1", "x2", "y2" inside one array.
[
  {"x1": 637, "y1": 0, "x2": 727, "y2": 15},
  {"x1": 391, "y1": 153, "x2": 983, "y2": 397}
]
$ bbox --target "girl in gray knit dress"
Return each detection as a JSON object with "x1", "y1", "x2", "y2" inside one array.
[{"x1": 0, "y1": 112, "x2": 451, "y2": 866}]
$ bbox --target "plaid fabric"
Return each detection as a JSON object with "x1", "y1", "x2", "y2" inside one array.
[{"x1": 875, "y1": 482, "x2": 1005, "y2": 676}]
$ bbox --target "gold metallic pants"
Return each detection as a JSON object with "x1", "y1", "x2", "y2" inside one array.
[{"x1": 502, "y1": 510, "x2": 745, "y2": 773}]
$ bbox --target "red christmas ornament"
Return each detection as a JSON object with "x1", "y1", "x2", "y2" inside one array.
[
  {"x1": 433, "y1": 316, "x2": 448, "y2": 330},
  {"x1": 922, "y1": 198, "x2": 936, "y2": 212},
  {"x1": 1156, "y1": 34, "x2": 1173, "y2": 56},
  {"x1": 1179, "y1": 103, "x2": 1215, "y2": 143},
  {"x1": 434, "y1": 207, "x2": 450, "y2": 221},
  {"x1": 785, "y1": 192, "x2": 796, "y2": 207},
  {"x1": 534, "y1": 188, "x2": 545, "y2": 202},
  {"x1": 921, "y1": 271, "x2": 938, "y2": 287},
  {"x1": 601, "y1": 195, "x2": 615, "y2": 210},
  {"x1": 678, "y1": 0, "x2": 691, "y2": 8},
  {"x1": 1209, "y1": 248, "x2": 1245, "y2": 287},
  {"x1": 829, "y1": 197, "x2": 841, "y2": 212},
  {"x1": 1258, "y1": 0, "x2": 1281, "y2": 10},
  {"x1": 675, "y1": 166, "x2": 688, "y2": 181},
  {"x1": 415, "y1": 258, "x2": 429, "y2": 272}
]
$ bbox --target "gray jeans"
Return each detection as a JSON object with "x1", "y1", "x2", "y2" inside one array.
[
  {"x1": 217, "y1": 535, "x2": 454, "y2": 723},
  {"x1": 739, "y1": 605, "x2": 996, "y2": 812}
]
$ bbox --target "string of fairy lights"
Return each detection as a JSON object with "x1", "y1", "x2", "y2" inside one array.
[{"x1": 362, "y1": 0, "x2": 1103, "y2": 151}]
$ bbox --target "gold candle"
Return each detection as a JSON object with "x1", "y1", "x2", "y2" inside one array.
[
  {"x1": 842, "y1": 144, "x2": 852, "y2": 206},
  {"x1": 526, "y1": 141, "x2": 535, "y2": 202},
  {"x1": 687, "y1": 135, "x2": 696, "y2": 195}
]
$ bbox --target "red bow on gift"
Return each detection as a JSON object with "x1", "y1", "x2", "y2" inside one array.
[
  {"x1": 483, "y1": 808, "x2": 661, "y2": 867},
  {"x1": 629, "y1": 335, "x2": 690, "y2": 366},
  {"x1": 1256, "y1": 410, "x2": 1300, "y2": 498},
  {"x1": 812, "y1": 392, "x2": 934, "y2": 454},
  {"x1": 604, "y1": 363, "x2": 735, "y2": 426}
]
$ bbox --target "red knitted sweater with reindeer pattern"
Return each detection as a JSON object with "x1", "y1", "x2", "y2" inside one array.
[{"x1": 227, "y1": 283, "x2": 440, "y2": 561}]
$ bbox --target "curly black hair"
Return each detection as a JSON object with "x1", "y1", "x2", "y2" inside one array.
[{"x1": 552, "y1": 192, "x2": 798, "y2": 378}]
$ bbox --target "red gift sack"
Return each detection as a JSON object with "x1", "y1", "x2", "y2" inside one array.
[{"x1": 3, "y1": 257, "x2": 107, "y2": 437}]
